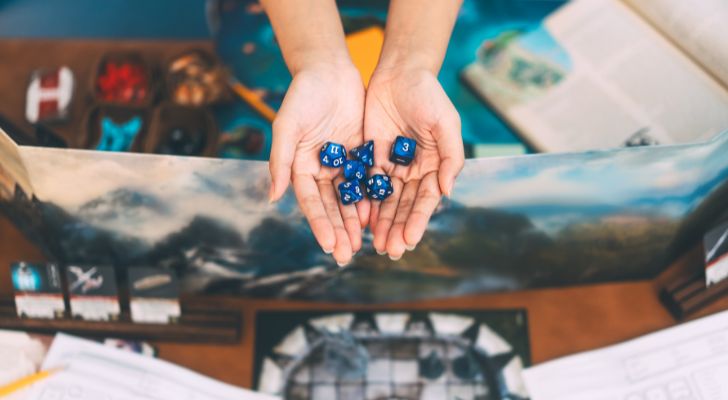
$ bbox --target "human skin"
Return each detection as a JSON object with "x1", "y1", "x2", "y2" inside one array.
[
  {"x1": 262, "y1": 0, "x2": 464, "y2": 264},
  {"x1": 365, "y1": 0, "x2": 465, "y2": 260},
  {"x1": 261, "y1": 0, "x2": 369, "y2": 266}
]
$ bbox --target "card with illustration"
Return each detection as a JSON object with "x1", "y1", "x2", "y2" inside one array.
[
  {"x1": 11, "y1": 262, "x2": 65, "y2": 319},
  {"x1": 66, "y1": 265, "x2": 121, "y2": 321}
]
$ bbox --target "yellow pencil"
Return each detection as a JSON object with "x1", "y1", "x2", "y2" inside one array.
[
  {"x1": 0, "y1": 367, "x2": 63, "y2": 397},
  {"x1": 228, "y1": 77, "x2": 277, "y2": 123}
]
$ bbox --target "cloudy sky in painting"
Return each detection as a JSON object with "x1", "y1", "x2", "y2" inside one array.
[
  {"x1": 457, "y1": 131, "x2": 728, "y2": 213},
  {"x1": 19, "y1": 148, "x2": 293, "y2": 243}
]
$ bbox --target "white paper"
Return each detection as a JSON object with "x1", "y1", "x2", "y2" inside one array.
[
  {"x1": 27, "y1": 333, "x2": 279, "y2": 400},
  {"x1": 524, "y1": 310, "x2": 728, "y2": 400}
]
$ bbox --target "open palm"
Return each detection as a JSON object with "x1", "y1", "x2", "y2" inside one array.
[
  {"x1": 364, "y1": 68, "x2": 464, "y2": 259},
  {"x1": 269, "y1": 64, "x2": 369, "y2": 265}
]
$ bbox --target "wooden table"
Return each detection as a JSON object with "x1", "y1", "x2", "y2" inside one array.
[
  {"x1": 2, "y1": 217, "x2": 726, "y2": 389},
  {"x1": 2, "y1": 39, "x2": 727, "y2": 391}
]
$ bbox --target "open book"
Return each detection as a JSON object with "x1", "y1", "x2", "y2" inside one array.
[{"x1": 462, "y1": 0, "x2": 728, "y2": 152}]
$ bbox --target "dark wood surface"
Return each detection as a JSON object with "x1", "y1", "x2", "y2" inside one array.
[
  {"x1": 2, "y1": 39, "x2": 728, "y2": 390},
  {"x1": 0, "y1": 298, "x2": 241, "y2": 343}
]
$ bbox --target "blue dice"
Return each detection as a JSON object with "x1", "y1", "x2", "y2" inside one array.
[
  {"x1": 343, "y1": 160, "x2": 366, "y2": 182},
  {"x1": 365, "y1": 174, "x2": 394, "y2": 200},
  {"x1": 349, "y1": 140, "x2": 374, "y2": 168},
  {"x1": 390, "y1": 136, "x2": 416, "y2": 166},
  {"x1": 338, "y1": 181, "x2": 363, "y2": 205},
  {"x1": 320, "y1": 142, "x2": 346, "y2": 168}
]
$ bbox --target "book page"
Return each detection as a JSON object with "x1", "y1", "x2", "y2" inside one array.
[
  {"x1": 524, "y1": 310, "x2": 728, "y2": 400},
  {"x1": 462, "y1": 0, "x2": 728, "y2": 152},
  {"x1": 0, "y1": 128, "x2": 33, "y2": 200},
  {"x1": 625, "y1": 0, "x2": 728, "y2": 87},
  {"x1": 31, "y1": 333, "x2": 279, "y2": 400}
]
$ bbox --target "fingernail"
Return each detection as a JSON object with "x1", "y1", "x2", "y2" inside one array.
[
  {"x1": 406, "y1": 244, "x2": 416, "y2": 251},
  {"x1": 268, "y1": 182, "x2": 275, "y2": 203},
  {"x1": 389, "y1": 254, "x2": 402, "y2": 261},
  {"x1": 376, "y1": 249, "x2": 387, "y2": 255},
  {"x1": 337, "y1": 261, "x2": 349, "y2": 268},
  {"x1": 324, "y1": 248, "x2": 334, "y2": 255}
]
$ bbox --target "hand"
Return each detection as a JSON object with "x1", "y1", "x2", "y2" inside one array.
[
  {"x1": 268, "y1": 63, "x2": 369, "y2": 266},
  {"x1": 364, "y1": 66, "x2": 464, "y2": 259}
]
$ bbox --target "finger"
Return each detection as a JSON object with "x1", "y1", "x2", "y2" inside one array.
[
  {"x1": 318, "y1": 180, "x2": 353, "y2": 266},
  {"x1": 334, "y1": 177, "x2": 363, "y2": 254},
  {"x1": 371, "y1": 136, "x2": 394, "y2": 172},
  {"x1": 355, "y1": 197, "x2": 370, "y2": 230},
  {"x1": 269, "y1": 118, "x2": 297, "y2": 202},
  {"x1": 404, "y1": 172, "x2": 441, "y2": 247},
  {"x1": 365, "y1": 164, "x2": 386, "y2": 239},
  {"x1": 372, "y1": 177, "x2": 404, "y2": 255},
  {"x1": 368, "y1": 197, "x2": 381, "y2": 234},
  {"x1": 386, "y1": 179, "x2": 419, "y2": 260},
  {"x1": 292, "y1": 174, "x2": 336, "y2": 254},
  {"x1": 432, "y1": 108, "x2": 464, "y2": 197}
]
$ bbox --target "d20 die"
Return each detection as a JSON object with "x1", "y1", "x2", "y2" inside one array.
[
  {"x1": 320, "y1": 142, "x2": 346, "y2": 168},
  {"x1": 389, "y1": 136, "x2": 416, "y2": 166},
  {"x1": 343, "y1": 160, "x2": 366, "y2": 182},
  {"x1": 338, "y1": 181, "x2": 363, "y2": 205},
  {"x1": 365, "y1": 174, "x2": 394, "y2": 201},
  {"x1": 350, "y1": 140, "x2": 374, "y2": 168}
]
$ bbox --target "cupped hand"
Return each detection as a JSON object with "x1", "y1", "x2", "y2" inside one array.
[
  {"x1": 364, "y1": 67, "x2": 464, "y2": 260},
  {"x1": 268, "y1": 63, "x2": 369, "y2": 266}
]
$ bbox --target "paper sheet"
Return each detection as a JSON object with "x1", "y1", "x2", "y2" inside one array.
[
  {"x1": 524, "y1": 310, "x2": 728, "y2": 400},
  {"x1": 26, "y1": 334, "x2": 279, "y2": 400},
  {"x1": 0, "y1": 330, "x2": 47, "y2": 400}
]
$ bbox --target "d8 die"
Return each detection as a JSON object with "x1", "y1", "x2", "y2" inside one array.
[
  {"x1": 349, "y1": 140, "x2": 374, "y2": 168},
  {"x1": 343, "y1": 160, "x2": 366, "y2": 182},
  {"x1": 320, "y1": 142, "x2": 346, "y2": 168},
  {"x1": 389, "y1": 136, "x2": 416, "y2": 166},
  {"x1": 338, "y1": 181, "x2": 363, "y2": 205},
  {"x1": 365, "y1": 174, "x2": 394, "y2": 200}
]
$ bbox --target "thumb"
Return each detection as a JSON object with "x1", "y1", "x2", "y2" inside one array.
[
  {"x1": 432, "y1": 110, "x2": 464, "y2": 197},
  {"x1": 438, "y1": 156, "x2": 463, "y2": 198},
  {"x1": 269, "y1": 118, "x2": 297, "y2": 202}
]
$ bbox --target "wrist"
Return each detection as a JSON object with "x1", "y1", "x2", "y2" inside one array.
[
  {"x1": 375, "y1": 45, "x2": 442, "y2": 77},
  {"x1": 371, "y1": 55, "x2": 437, "y2": 85},
  {"x1": 288, "y1": 47, "x2": 354, "y2": 77}
]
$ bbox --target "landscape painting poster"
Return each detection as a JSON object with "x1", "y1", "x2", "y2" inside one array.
[{"x1": 1, "y1": 128, "x2": 727, "y2": 303}]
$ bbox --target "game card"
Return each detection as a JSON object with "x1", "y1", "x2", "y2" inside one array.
[
  {"x1": 128, "y1": 267, "x2": 181, "y2": 324},
  {"x1": 66, "y1": 265, "x2": 121, "y2": 321},
  {"x1": 11, "y1": 262, "x2": 65, "y2": 319}
]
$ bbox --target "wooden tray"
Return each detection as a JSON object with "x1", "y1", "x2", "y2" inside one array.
[{"x1": 0, "y1": 297, "x2": 241, "y2": 343}]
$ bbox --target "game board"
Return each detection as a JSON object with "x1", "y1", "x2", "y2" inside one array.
[{"x1": 255, "y1": 310, "x2": 530, "y2": 400}]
